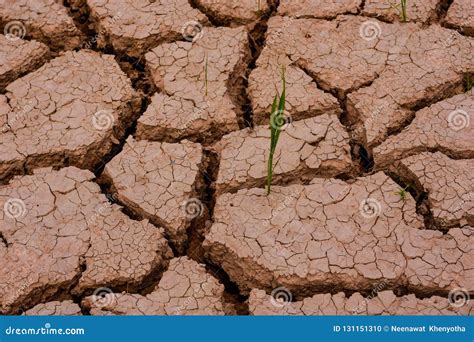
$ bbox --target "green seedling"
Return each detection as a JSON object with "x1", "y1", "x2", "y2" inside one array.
[
  {"x1": 256, "y1": 0, "x2": 264, "y2": 16},
  {"x1": 395, "y1": 185, "x2": 409, "y2": 201},
  {"x1": 400, "y1": 0, "x2": 408, "y2": 22},
  {"x1": 388, "y1": 0, "x2": 408, "y2": 22},
  {"x1": 266, "y1": 66, "x2": 287, "y2": 195},
  {"x1": 464, "y1": 72, "x2": 473, "y2": 92}
]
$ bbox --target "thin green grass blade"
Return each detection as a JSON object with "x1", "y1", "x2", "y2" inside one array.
[
  {"x1": 267, "y1": 94, "x2": 278, "y2": 195},
  {"x1": 266, "y1": 65, "x2": 287, "y2": 195}
]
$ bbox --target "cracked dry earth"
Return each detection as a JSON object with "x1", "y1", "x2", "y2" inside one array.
[{"x1": 0, "y1": 0, "x2": 473, "y2": 316}]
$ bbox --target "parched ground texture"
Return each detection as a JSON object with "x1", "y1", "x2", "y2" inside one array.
[{"x1": 0, "y1": 0, "x2": 472, "y2": 316}]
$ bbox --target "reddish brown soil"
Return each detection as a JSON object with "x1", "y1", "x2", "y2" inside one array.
[{"x1": 0, "y1": 0, "x2": 472, "y2": 316}]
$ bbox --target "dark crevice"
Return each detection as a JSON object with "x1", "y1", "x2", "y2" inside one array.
[
  {"x1": 373, "y1": 76, "x2": 467, "y2": 147},
  {"x1": 205, "y1": 263, "x2": 249, "y2": 315},
  {"x1": 0, "y1": 232, "x2": 8, "y2": 247},
  {"x1": 0, "y1": 53, "x2": 52, "y2": 94},
  {"x1": 356, "y1": 145, "x2": 375, "y2": 173},
  {"x1": 384, "y1": 168, "x2": 440, "y2": 232},
  {"x1": 294, "y1": 58, "x2": 377, "y2": 175},
  {"x1": 92, "y1": 97, "x2": 146, "y2": 177},
  {"x1": 436, "y1": 0, "x2": 455, "y2": 22},
  {"x1": 188, "y1": 0, "x2": 227, "y2": 27},
  {"x1": 261, "y1": 278, "x2": 461, "y2": 303},
  {"x1": 77, "y1": 299, "x2": 91, "y2": 316},
  {"x1": 71, "y1": 259, "x2": 90, "y2": 315},
  {"x1": 65, "y1": 0, "x2": 156, "y2": 96},
  {"x1": 403, "y1": 77, "x2": 465, "y2": 113},
  {"x1": 239, "y1": 0, "x2": 281, "y2": 129},
  {"x1": 384, "y1": 110, "x2": 417, "y2": 138},
  {"x1": 185, "y1": 150, "x2": 219, "y2": 263},
  {"x1": 293, "y1": 59, "x2": 343, "y2": 100},
  {"x1": 218, "y1": 164, "x2": 356, "y2": 195},
  {"x1": 63, "y1": 0, "x2": 95, "y2": 38},
  {"x1": 96, "y1": 174, "x2": 180, "y2": 256},
  {"x1": 115, "y1": 56, "x2": 157, "y2": 98}
]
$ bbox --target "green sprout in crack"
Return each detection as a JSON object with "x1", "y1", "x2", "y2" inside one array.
[
  {"x1": 464, "y1": 72, "x2": 473, "y2": 92},
  {"x1": 266, "y1": 66, "x2": 287, "y2": 195},
  {"x1": 389, "y1": 0, "x2": 408, "y2": 22},
  {"x1": 256, "y1": 0, "x2": 264, "y2": 15},
  {"x1": 395, "y1": 185, "x2": 410, "y2": 201},
  {"x1": 400, "y1": 0, "x2": 408, "y2": 22}
]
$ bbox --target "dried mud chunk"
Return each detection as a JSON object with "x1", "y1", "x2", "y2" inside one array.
[
  {"x1": 195, "y1": 0, "x2": 270, "y2": 24},
  {"x1": 204, "y1": 172, "x2": 472, "y2": 296},
  {"x1": 102, "y1": 137, "x2": 205, "y2": 252},
  {"x1": 214, "y1": 115, "x2": 352, "y2": 194},
  {"x1": 83, "y1": 257, "x2": 225, "y2": 315},
  {"x1": 249, "y1": 17, "x2": 343, "y2": 124},
  {"x1": 0, "y1": 50, "x2": 139, "y2": 182},
  {"x1": 444, "y1": 0, "x2": 474, "y2": 36},
  {"x1": 363, "y1": 0, "x2": 439, "y2": 23},
  {"x1": 346, "y1": 27, "x2": 474, "y2": 147},
  {"x1": 254, "y1": 16, "x2": 474, "y2": 146},
  {"x1": 0, "y1": 167, "x2": 171, "y2": 313},
  {"x1": 74, "y1": 211, "x2": 172, "y2": 295},
  {"x1": 0, "y1": 0, "x2": 83, "y2": 51},
  {"x1": 278, "y1": 0, "x2": 362, "y2": 18},
  {"x1": 205, "y1": 172, "x2": 419, "y2": 295},
  {"x1": 374, "y1": 93, "x2": 474, "y2": 166},
  {"x1": 249, "y1": 289, "x2": 473, "y2": 315},
  {"x1": 398, "y1": 227, "x2": 474, "y2": 291},
  {"x1": 24, "y1": 301, "x2": 82, "y2": 316},
  {"x1": 137, "y1": 27, "x2": 249, "y2": 141},
  {"x1": 394, "y1": 152, "x2": 473, "y2": 228},
  {"x1": 80, "y1": 0, "x2": 208, "y2": 57},
  {"x1": 0, "y1": 35, "x2": 49, "y2": 91}
]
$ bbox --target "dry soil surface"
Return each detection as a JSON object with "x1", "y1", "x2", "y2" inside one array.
[{"x1": 0, "y1": 0, "x2": 472, "y2": 316}]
